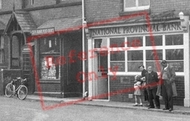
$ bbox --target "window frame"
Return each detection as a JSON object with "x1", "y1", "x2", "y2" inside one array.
[
  {"x1": 123, "y1": 0, "x2": 150, "y2": 12},
  {"x1": 93, "y1": 33, "x2": 185, "y2": 75}
]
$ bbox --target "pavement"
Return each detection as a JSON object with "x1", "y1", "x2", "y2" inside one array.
[{"x1": 25, "y1": 95, "x2": 190, "y2": 115}]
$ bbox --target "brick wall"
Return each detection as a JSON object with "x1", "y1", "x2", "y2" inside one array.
[
  {"x1": 85, "y1": 0, "x2": 122, "y2": 23},
  {"x1": 110, "y1": 76, "x2": 184, "y2": 106},
  {"x1": 85, "y1": 0, "x2": 190, "y2": 23},
  {"x1": 0, "y1": 0, "x2": 22, "y2": 12}
]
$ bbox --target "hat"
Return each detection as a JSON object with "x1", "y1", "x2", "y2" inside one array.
[{"x1": 161, "y1": 60, "x2": 167, "y2": 64}]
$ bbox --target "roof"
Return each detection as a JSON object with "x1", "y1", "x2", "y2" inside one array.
[
  {"x1": 37, "y1": 17, "x2": 82, "y2": 32},
  {"x1": 0, "y1": 21, "x2": 5, "y2": 30},
  {"x1": 4, "y1": 11, "x2": 36, "y2": 33},
  {"x1": 89, "y1": 10, "x2": 179, "y2": 27},
  {"x1": 14, "y1": 11, "x2": 36, "y2": 30}
]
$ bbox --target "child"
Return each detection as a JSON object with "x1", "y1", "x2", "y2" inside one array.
[{"x1": 133, "y1": 75, "x2": 143, "y2": 106}]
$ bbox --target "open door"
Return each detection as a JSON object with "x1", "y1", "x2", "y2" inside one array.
[{"x1": 94, "y1": 51, "x2": 108, "y2": 100}]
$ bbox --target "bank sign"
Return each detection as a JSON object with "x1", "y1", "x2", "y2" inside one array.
[{"x1": 90, "y1": 22, "x2": 182, "y2": 37}]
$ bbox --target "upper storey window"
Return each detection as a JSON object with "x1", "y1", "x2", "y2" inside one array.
[{"x1": 124, "y1": 0, "x2": 150, "y2": 12}]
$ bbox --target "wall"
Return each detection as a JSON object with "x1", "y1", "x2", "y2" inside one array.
[
  {"x1": 0, "y1": 0, "x2": 22, "y2": 12},
  {"x1": 29, "y1": 5, "x2": 82, "y2": 27},
  {"x1": 85, "y1": 0, "x2": 190, "y2": 23}
]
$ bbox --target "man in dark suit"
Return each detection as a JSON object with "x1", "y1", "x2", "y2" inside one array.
[
  {"x1": 159, "y1": 60, "x2": 177, "y2": 112},
  {"x1": 145, "y1": 66, "x2": 160, "y2": 109}
]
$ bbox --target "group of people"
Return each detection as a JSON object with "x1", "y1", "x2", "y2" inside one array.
[{"x1": 133, "y1": 60, "x2": 177, "y2": 112}]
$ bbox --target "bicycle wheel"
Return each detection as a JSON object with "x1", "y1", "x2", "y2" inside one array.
[
  {"x1": 17, "y1": 85, "x2": 28, "y2": 100},
  {"x1": 5, "y1": 83, "x2": 14, "y2": 98}
]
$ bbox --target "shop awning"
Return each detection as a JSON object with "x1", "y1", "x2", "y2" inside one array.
[{"x1": 37, "y1": 17, "x2": 82, "y2": 33}]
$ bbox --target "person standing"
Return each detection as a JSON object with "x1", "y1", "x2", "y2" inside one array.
[
  {"x1": 138, "y1": 65, "x2": 148, "y2": 105},
  {"x1": 159, "y1": 60, "x2": 177, "y2": 112},
  {"x1": 145, "y1": 66, "x2": 160, "y2": 109},
  {"x1": 133, "y1": 75, "x2": 143, "y2": 106}
]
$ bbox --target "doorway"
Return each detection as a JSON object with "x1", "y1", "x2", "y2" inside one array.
[{"x1": 93, "y1": 51, "x2": 108, "y2": 100}]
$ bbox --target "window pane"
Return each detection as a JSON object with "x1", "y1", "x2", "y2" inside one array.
[
  {"x1": 146, "y1": 36, "x2": 162, "y2": 46},
  {"x1": 124, "y1": 0, "x2": 136, "y2": 8},
  {"x1": 41, "y1": 56, "x2": 60, "y2": 79},
  {"x1": 127, "y1": 36, "x2": 143, "y2": 47},
  {"x1": 128, "y1": 62, "x2": 143, "y2": 72},
  {"x1": 110, "y1": 62, "x2": 125, "y2": 72},
  {"x1": 110, "y1": 37, "x2": 125, "y2": 47},
  {"x1": 165, "y1": 34, "x2": 183, "y2": 45},
  {"x1": 94, "y1": 38, "x2": 107, "y2": 48},
  {"x1": 139, "y1": 0, "x2": 149, "y2": 6},
  {"x1": 146, "y1": 50, "x2": 163, "y2": 60},
  {"x1": 0, "y1": 49, "x2": 4, "y2": 63},
  {"x1": 12, "y1": 36, "x2": 19, "y2": 58},
  {"x1": 128, "y1": 50, "x2": 143, "y2": 60},
  {"x1": 146, "y1": 61, "x2": 162, "y2": 72},
  {"x1": 166, "y1": 49, "x2": 183, "y2": 60},
  {"x1": 40, "y1": 37, "x2": 60, "y2": 53},
  {"x1": 110, "y1": 51, "x2": 125, "y2": 61},
  {"x1": 167, "y1": 61, "x2": 184, "y2": 72}
]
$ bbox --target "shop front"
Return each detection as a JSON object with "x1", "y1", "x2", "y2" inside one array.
[
  {"x1": 32, "y1": 17, "x2": 83, "y2": 97},
  {"x1": 87, "y1": 16, "x2": 190, "y2": 106}
]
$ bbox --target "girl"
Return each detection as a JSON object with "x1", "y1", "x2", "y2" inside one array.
[{"x1": 133, "y1": 75, "x2": 143, "y2": 106}]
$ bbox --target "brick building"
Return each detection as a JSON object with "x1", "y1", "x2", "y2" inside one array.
[
  {"x1": 0, "y1": 0, "x2": 86, "y2": 97},
  {"x1": 84, "y1": 0, "x2": 190, "y2": 107}
]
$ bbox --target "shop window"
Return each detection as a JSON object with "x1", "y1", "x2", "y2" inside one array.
[
  {"x1": 166, "y1": 49, "x2": 184, "y2": 72},
  {"x1": 146, "y1": 50, "x2": 163, "y2": 72},
  {"x1": 165, "y1": 34, "x2": 183, "y2": 45},
  {"x1": 127, "y1": 50, "x2": 143, "y2": 72},
  {"x1": 40, "y1": 37, "x2": 61, "y2": 80},
  {"x1": 110, "y1": 37, "x2": 125, "y2": 47},
  {"x1": 0, "y1": 36, "x2": 4, "y2": 63},
  {"x1": 110, "y1": 51, "x2": 125, "y2": 72},
  {"x1": 127, "y1": 36, "x2": 143, "y2": 47},
  {"x1": 146, "y1": 36, "x2": 162, "y2": 46},
  {"x1": 41, "y1": 56, "x2": 60, "y2": 79},
  {"x1": 123, "y1": 0, "x2": 150, "y2": 12},
  {"x1": 166, "y1": 49, "x2": 183, "y2": 60}
]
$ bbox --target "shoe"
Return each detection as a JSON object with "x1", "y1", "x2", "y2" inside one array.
[
  {"x1": 169, "y1": 108, "x2": 173, "y2": 112},
  {"x1": 163, "y1": 108, "x2": 169, "y2": 110},
  {"x1": 148, "y1": 106, "x2": 155, "y2": 109},
  {"x1": 139, "y1": 103, "x2": 143, "y2": 106},
  {"x1": 133, "y1": 103, "x2": 138, "y2": 106}
]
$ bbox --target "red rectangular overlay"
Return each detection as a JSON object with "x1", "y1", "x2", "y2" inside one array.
[{"x1": 27, "y1": 11, "x2": 161, "y2": 111}]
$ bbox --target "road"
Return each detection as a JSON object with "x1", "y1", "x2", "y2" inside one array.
[{"x1": 0, "y1": 96, "x2": 190, "y2": 121}]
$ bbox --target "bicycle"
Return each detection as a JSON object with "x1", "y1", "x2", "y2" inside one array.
[{"x1": 5, "y1": 77, "x2": 28, "y2": 100}]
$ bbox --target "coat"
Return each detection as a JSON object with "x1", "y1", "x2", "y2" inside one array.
[
  {"x1": 157, "y1": 64, "x2": 177, "y2": 97},
  {"x1": 145, "y1": 71, "x2": 159, "y2": 89}
]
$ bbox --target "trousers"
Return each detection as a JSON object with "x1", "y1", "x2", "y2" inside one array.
[
  {"x1": 161, "y1": 80, "x2": 173, "y2": 110},
  {"x1": 147, "y1": 87, "x2": 160, "y2": 108}
]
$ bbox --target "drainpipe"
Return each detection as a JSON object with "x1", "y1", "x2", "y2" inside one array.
[{"x1": 82, "y1": 0, "x2": 85, "y2": 98}]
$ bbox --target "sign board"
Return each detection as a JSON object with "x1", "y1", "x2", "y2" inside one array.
[
  {"x1": 31, "y1": 27, "x2": 55, "y2": 35},
  {"x1": 90, "y1": 22, "x2": 182, "y2": 37}
]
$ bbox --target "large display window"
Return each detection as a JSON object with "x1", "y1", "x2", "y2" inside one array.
[
  {"x1": 96, "y1": 33, "x2": 184, "y2": 74},
  {"x1": 39, "y1": 37, "x2": 61, "y2": 80}
]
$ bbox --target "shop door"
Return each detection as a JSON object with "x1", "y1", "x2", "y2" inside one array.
[{"x1": 94, "y1": 51, "x2": 108, "y2": 100}]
